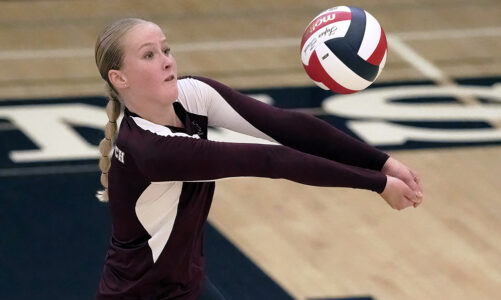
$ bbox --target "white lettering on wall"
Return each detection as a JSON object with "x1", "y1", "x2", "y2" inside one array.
[
  {"x1": 0, "y1": 104, "x2": 113, "y2": 162},
  {"x1": 322, "y1": 84, "x2": 501, "y2": 145}
]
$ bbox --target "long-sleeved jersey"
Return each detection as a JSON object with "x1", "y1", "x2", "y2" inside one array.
[{"x1": 96, "y1": 76, "x2": 389, "y2": 300}]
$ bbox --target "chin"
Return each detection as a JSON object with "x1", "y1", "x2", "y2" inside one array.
[
  {"x1": 164, "y1": 91, "x2": 179, "y2": 103},
  {"x1": 166, "y1": 80, "x2": 178, "y2": 97},
  {"x1": 161, "y1": 86, "x2": 178, "y2": 102}
]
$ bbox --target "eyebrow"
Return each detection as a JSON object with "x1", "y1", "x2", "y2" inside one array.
[{"x1": 138, "y1": 39, "x2": 168, "y2": 51}]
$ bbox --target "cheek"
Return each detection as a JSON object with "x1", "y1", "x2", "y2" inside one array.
[
  {"x1": 130, "y1": 64, "x2": 157, "y2": 86},
  {"x1": 122, "y1": 58, "x2": 155, "y2": 86}
]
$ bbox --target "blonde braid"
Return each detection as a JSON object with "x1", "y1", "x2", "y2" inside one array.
[
  {"x1": 94, "y1": 18, "x2": 146, "y2": 202},
  {"x1": 96, "y1": 84, "x2": 122, "y2": 202}
]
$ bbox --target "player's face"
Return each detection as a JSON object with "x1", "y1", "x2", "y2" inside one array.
[{"x1": 120, "y1": 22, "x2": 178, "y2": 104}]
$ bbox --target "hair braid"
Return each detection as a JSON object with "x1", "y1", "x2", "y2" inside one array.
[
  {"x1": 94, "y1": 17, "x2": 146, "y2": 202},
  {"x1": 96, "y1": 84, "x2": 122, "y2": 202}
]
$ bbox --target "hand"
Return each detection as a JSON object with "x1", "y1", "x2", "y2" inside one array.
[
  {"x1": 380, "y1": 176, "x2": 419, "y2": 210},
  {"x1": 381, "y1": 157, "x2": 423, "y2": 207}
]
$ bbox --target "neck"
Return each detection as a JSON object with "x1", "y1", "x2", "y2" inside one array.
[{"x1": 126, "y1": 100, "x2": 183, "y2": 128}]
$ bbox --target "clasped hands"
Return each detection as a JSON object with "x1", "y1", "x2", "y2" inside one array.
[{"x1": 380, "y1": 157, "x2": 424, "y2": 210}]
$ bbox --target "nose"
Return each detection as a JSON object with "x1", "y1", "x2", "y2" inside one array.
[{"x1": 163, "y1": 54, "x2": 173, "y2": 70}]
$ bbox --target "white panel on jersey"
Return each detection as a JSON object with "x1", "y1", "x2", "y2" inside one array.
[
  {"x1": 190, "y1": 79, "x2": 276, "y2": 143},
  {"x1": 357, "y1": 11, "x2": 382, "y2": 60},
  {"x1": 316, "y1": 43, "x2": 372, "y2": 91},
  {"x1": 176, "y1": 78, "x2": 209, "y2": 116},
  {"x1": 135, "y1": 181, "x2": 183, "y2": 263},
  {"x1": 131, "y1": 116, "x2": 200, "y2": 139}
]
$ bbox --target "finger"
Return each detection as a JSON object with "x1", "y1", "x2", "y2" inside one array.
[
  {"x1": 409, "y1": 169, "x2": 423, "y2": 194},
  {"x1": 413, "y1": 198, "x2": 424, "y2": 208},
  {"x1": 402, "y1": 197, "x2": 420, "y2": 207},
  {"x1": 406, "y1": 175, "x2": 423, "y2": 200},
  {"x1": 414, "y1": 191, "x2": 424, "y2": 207},
  {"x1": 401, "y1": 197, "x2": 415, "y2": 210},
  {"x1": 403, "y1": 185, "x2": 420, "y2": 204},
  {"x1": 415, "y1": 190, "x2": 423, "y2": 201},
  {"x1": 404, "y1": 169, "x2": 419, "y2": 190}
]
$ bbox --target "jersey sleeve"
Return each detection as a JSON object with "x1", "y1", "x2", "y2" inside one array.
[
  {"x1": 124, "y1": 116, "x2": 387, "y2": 193},
  {"x1": 191, "y1": 76, "x2": 389, "y2": 171}
]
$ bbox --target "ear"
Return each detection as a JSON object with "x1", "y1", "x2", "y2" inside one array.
[{"x1": 108, "y1": 69, "x2": 128, "y2": 90}]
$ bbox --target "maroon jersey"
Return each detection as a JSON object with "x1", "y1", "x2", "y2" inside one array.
[{"x1": 97, "y1": 76, "x2": 388, "y2": 299}]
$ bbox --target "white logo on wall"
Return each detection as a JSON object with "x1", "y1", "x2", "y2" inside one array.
[
  {"x1": 322, "y1": 84, "x2": 501, "y2": 146},
  {"x1": 0, "y1": 83, "x2": 499, "y2": 163},
  {"x1": 0, "y1": 104, "x2": 112, "y2": 162}
]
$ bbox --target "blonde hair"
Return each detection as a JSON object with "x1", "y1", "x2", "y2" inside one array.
[{"x1": 94, "y1": 18, "x2": 146, "y2": 202}]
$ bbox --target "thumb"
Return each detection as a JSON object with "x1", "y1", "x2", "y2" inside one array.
[
  {"x1": 410, "y1": 169, "x2": 424, "y2": 194},
  {"x1": 402, "y1": 182, "x2": 419, "y2": 203},
  {"x1": 406, "y1": 174, "x2": 419, "y2": 193}
]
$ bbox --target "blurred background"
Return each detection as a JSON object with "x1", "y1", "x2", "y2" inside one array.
[{"x1": 0, "y1": 1, "x2": 500, "y2": 299}]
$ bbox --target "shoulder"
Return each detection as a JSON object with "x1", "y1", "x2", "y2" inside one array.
[
  {"x1": 177, "y1": 76, "x2": 236, "y2": 115},
  {"x1": 176, "y1": 76, "x2": 210, "y2": 116},
  {"x1": 177, "y1": 76, "x2": 231, "y2": 94},
  {"x1": 117, "y1": 113, "x2": 198, "y2": 151},
  {"x1": 177, "y1": 76, "x2": 217, "y2": 101},
  {"x1": 115, "y1": 113, "x2": 201, "y2": 171}
]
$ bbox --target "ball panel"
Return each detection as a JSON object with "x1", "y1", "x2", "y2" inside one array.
[
  {"x1": 357, "y1": 11, "x2": 382, "y2": 60},
  {"x1": 301, "y1": 20, "x2": 351, "y2": 66},
  {"x1": 305, "y1": 49, "x2": 356, "y2": 94},
  {"x1": 303, "y1": 5, "x2": 352, "y2": 30},
  {"x1": 313, "y1": 80, "x2": 329, "y2": 90},
  {"x1": 375, "y1": 50, "x2": 387, "y2": 78},
  {"x1": 344, "y1": 6, "x2": 367, "y2": 52},
  {"x1": 366, "y1": 28, "x2": 387, "y2": 65},
  {"x1": 329, "y1": 6, "x2": 352, "y2": 13},
  {"x1": 300, "y1": 11, "x2": 352, "y2": 48},
  {"x1": 324, "y1": 38, "x2": 379, "y2": 82},
  {"x1": 315, "y1": 43, "x2": 371, "y2": 91}
]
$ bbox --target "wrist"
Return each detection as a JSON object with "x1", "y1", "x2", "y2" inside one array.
[
  {"x1": 377, "y1": 174, "x2": 389, "y2": 195},
  {"x1": 381, "y1": 156, "x2": 394, "y2": 174}
]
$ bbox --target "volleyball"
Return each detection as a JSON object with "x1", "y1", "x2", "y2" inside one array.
[{"x1": 300, "y1": 6, "x2": 388, "y2": 94}]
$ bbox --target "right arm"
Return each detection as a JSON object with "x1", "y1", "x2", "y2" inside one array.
[{"x1": 126, "y1": 118, "x2": 387, "y2": 193}]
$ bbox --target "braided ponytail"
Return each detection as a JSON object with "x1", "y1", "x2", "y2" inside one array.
[
  {"x1": 96, "y1": 84, "x2": 122, "y2": 202},
  {"x1": 94, "y1": 17, "x2": 146, "y2": 202}
]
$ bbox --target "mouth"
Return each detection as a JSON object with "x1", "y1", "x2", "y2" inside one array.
[{"x1": 164, "y1": 75, "x2": 176, "y2": 82}]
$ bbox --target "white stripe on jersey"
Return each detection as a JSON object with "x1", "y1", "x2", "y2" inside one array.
[
  {"x1": 131, "y1": 116, "x2": 200, "y2": 139},
  {"x1": 177, "y1": 77, "x2": 275, "y2": 143}
]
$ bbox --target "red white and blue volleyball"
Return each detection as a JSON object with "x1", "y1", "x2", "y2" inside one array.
[{"x1": 300, "y1": 6, "x2": 388, "y2": 94}]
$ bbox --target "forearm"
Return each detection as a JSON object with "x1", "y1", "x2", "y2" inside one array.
[
  {"x1": 268, "y1": 145, "x2": 387, "y2": 193},
  {"x1": 272, "y1": 109, "x2": 389, "y2": 170},
  {"x1": 136, "y1": 136, "x2": 387, "y2": 193}
]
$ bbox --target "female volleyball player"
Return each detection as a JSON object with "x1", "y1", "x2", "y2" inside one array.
[{"x1": 94, "y1": 18, "x2": 423, "y2": 300}]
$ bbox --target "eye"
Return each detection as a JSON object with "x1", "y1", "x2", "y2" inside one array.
[
  {"x1": 163, "y1": 48, "x2": 171, "y2": 55},
  {"x1": 144, "y1": 51, "x2": 153, "y2": 59}
]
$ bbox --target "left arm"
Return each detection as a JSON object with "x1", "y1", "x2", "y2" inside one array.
[{"x1": 192, "y1": 76, "x2": 389, "y2": 171}]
